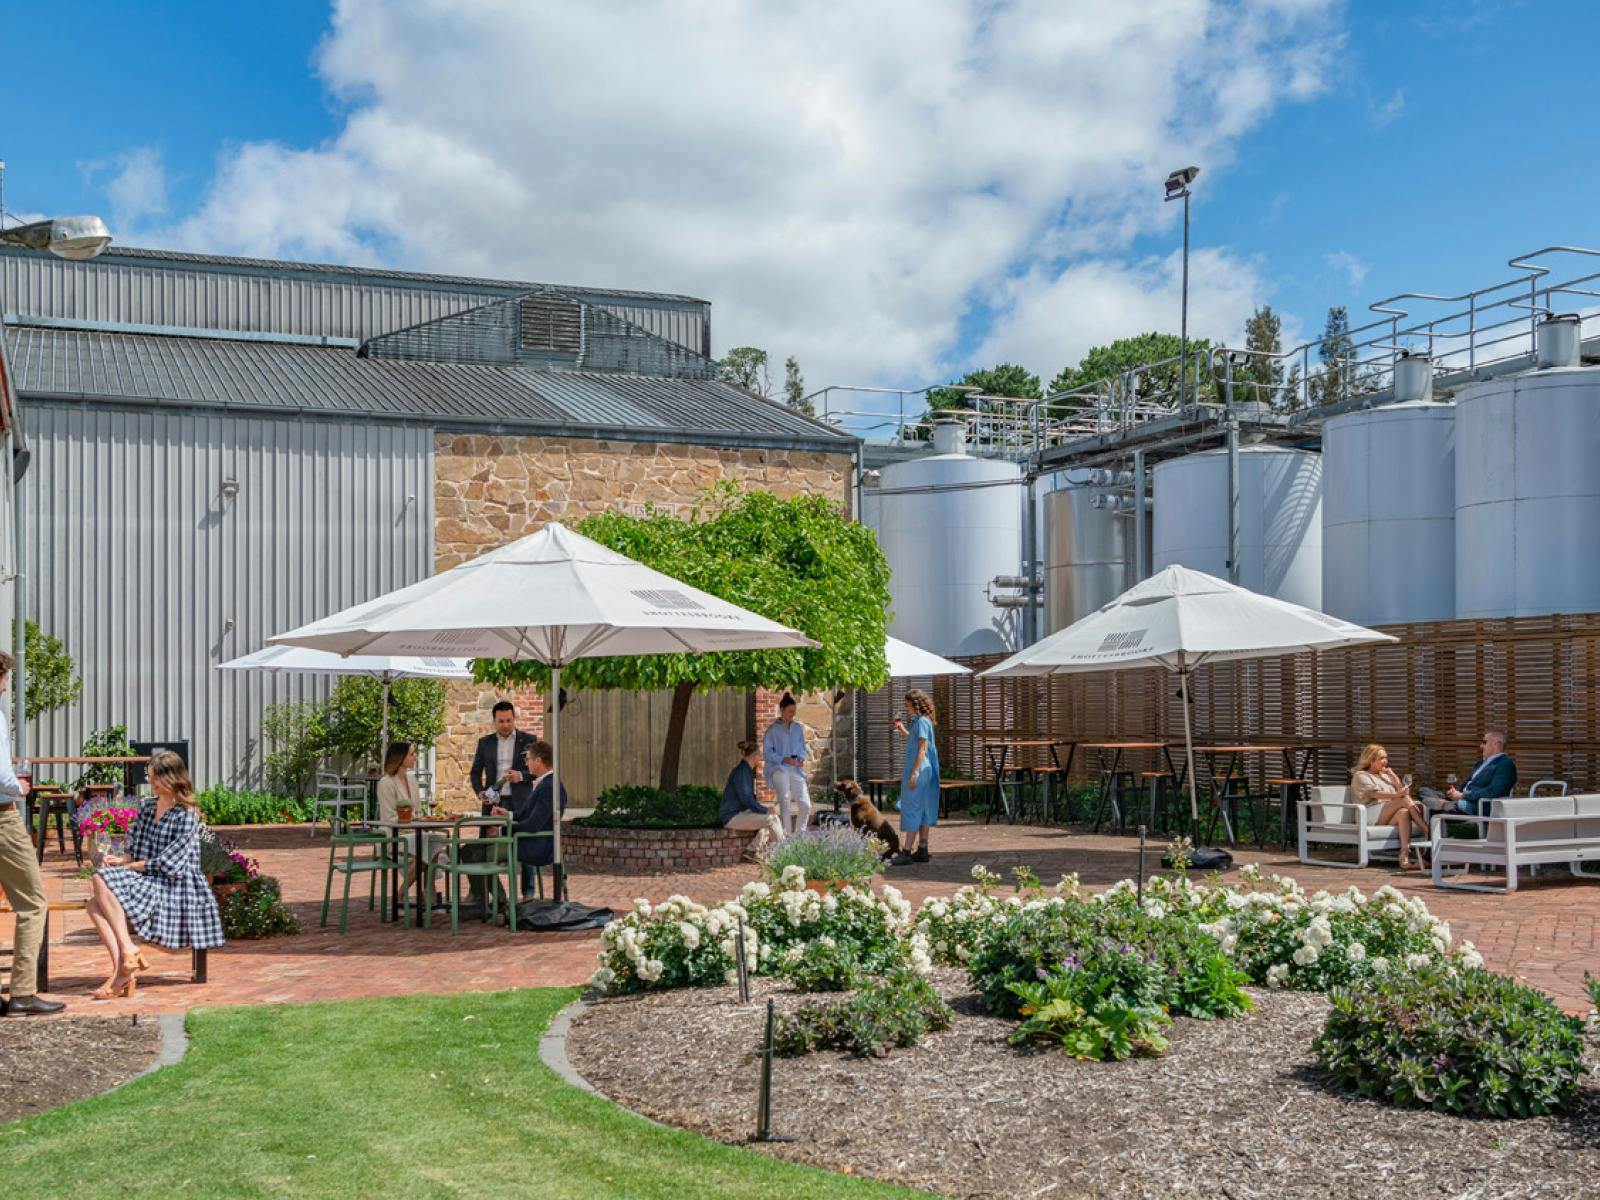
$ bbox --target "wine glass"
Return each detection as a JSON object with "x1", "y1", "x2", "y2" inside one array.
[
  {"x1": 1446, "y1": 773, "x2": 1458, "y2": 790},
  {"x1": 1402, "y1": 773, "x2": 1414, "y2": 793}
]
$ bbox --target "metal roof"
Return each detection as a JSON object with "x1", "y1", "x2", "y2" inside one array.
[
  {"x1": 5, "y1": 325, "x2": 853, "y2": 450},
  {"x1": 85, "y1": 246, "x2": 710, "y2": 306}
]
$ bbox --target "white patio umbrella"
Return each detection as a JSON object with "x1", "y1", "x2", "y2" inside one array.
[
  {"x1": 885, "y1": 635, "x2": 971, "y2": 677},
  {"x1": 267, "y1": 523, "x2": 817, "y2": 898},
  {"x1": 983, "y1": 565, "x2": 1396, "y2": 829},
  {"x1": 216, "y1": 646, "x2": 473, "y2": 755}
]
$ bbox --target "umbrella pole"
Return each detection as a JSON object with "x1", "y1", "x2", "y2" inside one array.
[
  {"x1": 551, "y1": 664, "x2": 566, "y2": 902},
  {"x1": 1179, "y1": 666, "x2": 1202, "y2": 840},
  {"x1": 381, "y1": 681, "x2": 391, "y2": 762}
]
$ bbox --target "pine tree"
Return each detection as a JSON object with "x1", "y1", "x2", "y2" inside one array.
[
  {"x1": 782, "y1": 356, "x2": 813, "y2": 415},
  {"x1": 1309, "y1": 306, "x2": 1354, "y2": 407},
  {"x1": 1239, "y1": 304, "x2": 1303, "y2": 411}
]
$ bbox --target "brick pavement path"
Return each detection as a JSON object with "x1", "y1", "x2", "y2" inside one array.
[{"x1": 4, "y1": 820, "x2": 1595, "y2": 1016}]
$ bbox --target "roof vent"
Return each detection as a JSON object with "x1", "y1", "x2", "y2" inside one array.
[
  {"x1": 930, "y1": 420, "x2": 968, "y2": 455},
  {"x1": 1393, "y1": 352, "x2": 1433, "y2": 403},
  {"x1": 520, "y1": 296, "x2": 583, "y2": 353},
  {"x1": 1535, "y1": 313, "x2": 1581, "y2": 369}
]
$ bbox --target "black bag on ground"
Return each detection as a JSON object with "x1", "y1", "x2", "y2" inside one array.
[
  {"x1": 512, "y1": 899, "x2": 614, "y2": 932},
  {"x1": 1162, "y1": 846, "x2": 1234, "y2": 872}
]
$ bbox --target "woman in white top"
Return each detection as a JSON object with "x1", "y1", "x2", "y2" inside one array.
[
  {"x1": 1349, "y1": 743, "x2": 1428, "y2": 870},
  {"x1": 376, "y1": 741, "x2": 421, "y2": 821}
]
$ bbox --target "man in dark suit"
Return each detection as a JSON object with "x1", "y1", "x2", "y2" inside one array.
[
  {"x1": 1446, "y1": 729, "x2": 1517, "y2": 816},
  {"x1": 470, "y1": 701, "x2": 536, "y2": 814},
  {"x1": 464, "y1": 700, "x2": 536, "y2": 906},
  {"x1": 489, "y1": 738, "x2": 568, "y2": 898}
]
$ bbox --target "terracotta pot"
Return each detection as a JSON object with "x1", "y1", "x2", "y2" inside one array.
[
  {"x1": 396, "y1": 806, "x2": 414, "y2": 824},
  {"x1": 212, "y1": 881, "x2": 249, "y2": 905},
  {"x1": 805, "y1": 879, "x2": 858, "y2": 896}
]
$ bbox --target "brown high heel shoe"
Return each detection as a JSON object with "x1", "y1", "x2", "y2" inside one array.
[{"x1": 91, "y1": 966, "x2": 140, "y2": 1001}]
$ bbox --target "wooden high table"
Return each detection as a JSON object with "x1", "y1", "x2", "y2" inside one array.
[
  {"x1": 1077, "y1": 742, "x2": 1186, "y2": 833},
  {"x1": 980, "y1": 739, "x2": 1077, "y2": 824},
  {"x1": 21, "y1": 756, "x2": 153, "y2": 860},
  {"x1": 1189, "y1": 743, "x2": 1321, "y2": 846}
]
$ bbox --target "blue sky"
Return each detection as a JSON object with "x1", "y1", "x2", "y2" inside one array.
[{"x1": 3, "y1": 1, "x2": 1597, "y2": 400}]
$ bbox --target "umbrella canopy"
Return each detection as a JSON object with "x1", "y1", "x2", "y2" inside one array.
[
  {"x1": 217, "y1": 646, "x2": 474, "y2": 757},
  {"x1": 885, "y1": 636, "x2": 971, "y2": 678},
  {"x1": 984, "y1": 565, "x2": 1396, "y2": 829},
  {"x1": 269, "y1": 523, "x2": 817, "y2": 897}
]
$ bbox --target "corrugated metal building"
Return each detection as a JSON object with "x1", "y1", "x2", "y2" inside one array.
[{"x1": 3, "y1": 245, "x2": 853, "y2": 787}]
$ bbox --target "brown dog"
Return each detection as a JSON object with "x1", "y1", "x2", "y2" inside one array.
[{"x1": 836, "y1": 778, "x2": 900, "y2": 860}]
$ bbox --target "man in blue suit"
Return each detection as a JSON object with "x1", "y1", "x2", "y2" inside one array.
[{"x1": 1446, "y1": 730, "x2": 1517, "y2": 816}]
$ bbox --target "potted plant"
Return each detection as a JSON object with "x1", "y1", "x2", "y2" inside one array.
[
  {"x1": 761, "y1": 825, "x2": 885, "y2": 893},
  {"x1": 395, "y1": 802, "x2": 415, "y2": 824},
  {"x1": 199, "y1": 833, "x2": 260, "y2": 903},
  {"x1": 79, "y1": 805, "x2": 140, "y2": 865}
]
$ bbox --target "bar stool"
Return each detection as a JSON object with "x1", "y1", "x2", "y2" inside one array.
[
  {"x1": 1265, "y1": 777, "x2": 1306, "y2": 848},
  {"x1": 1206, "y1": 775, "x2": 1242, "y2": 845},
  {"x1": 1093, "y1": 770, "x2": 1137, "y2": 832},
  {"x1": 1032, "y1": 765, "x2": 1064, "y2": 823},
  {"x1": 31, "y1": 789, "x2": 79, "y2": 863},
  {"x1": 1140, "y1": 771, "x2": 1175, "y2": 832}
]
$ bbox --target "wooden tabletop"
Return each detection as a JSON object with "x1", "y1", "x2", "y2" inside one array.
[
  {"x1": 1193, "y1": 744, "x2": 1295, "y2": 753},
  {"x1": 983, "y1": 739, "x2": 1069, "y2": 748},
  {"x1": 1080, "y1": 741, "x2": 1168, "y2": 750}
]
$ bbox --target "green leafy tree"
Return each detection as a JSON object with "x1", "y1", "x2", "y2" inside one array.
[
  {"x1": 262, "y1": 701, "x2": 327, "y2": 798},
  {"x1": 320, "y1": 677, "x2": 449, "y2": 769},
  {"x1": 1048, "y1": 332, "x2": 1213, "y2": 397},
  {"x1": 718, "y1": 346, "x2": 772, "y2": 396},
  {"x1": 1237, "y1": 305, "x2": 1303, "y2": 411},
  {"x1": 21, "y1": 621, "x2": 82, "y2": 722},
  {"x1": 782, "y1": 355, "x2": 813, "y2": 416},
  {"x1": 475, "y1": 485, "x2": 891, "y2": 792},
  {"x1": 1308, "y1": 306, "x2": 1355, "y2": 406},
  {"x1": 918, "y1": 363, "x2": 1042, "y2": 440}
]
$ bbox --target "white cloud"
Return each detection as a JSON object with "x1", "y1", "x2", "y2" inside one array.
[
  {"x1": 1325, "y1": 249, "x2": 1368, "y2": 290},
  {"x1": 80, "y1": 147, "x2": 169, "y2": 226},
  {"x1": 1371, "y1": 88, "x2": 1405, "y2": 126},
  {"x1": 975, "y1": 247, "x2": 1272, "y2": 382},
  {"x1": 120, "y1": 0, "x2": 1341, "y2": 388}
]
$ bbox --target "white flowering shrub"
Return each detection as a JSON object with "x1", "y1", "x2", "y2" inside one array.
[
  {"x1": 594, "y1": 894, "x2": 756, "y2": 995},
  {"x1": 1196, "y1": 868, "x2": 1481, "y2": 992},
  {"x1": 915, "y1": 865, "x2": 1089, "y2": 966},
  {"x1": 592, "y1": 870, "x2": 916, "y2": 995}
]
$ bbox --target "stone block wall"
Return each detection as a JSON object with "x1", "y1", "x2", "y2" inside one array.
[
  {"x1": 560, "y1": 821, "x2": 758, "y2": 874},
  {"x1": 432, "y1": 433, "x2": 853, "y2": 806}
]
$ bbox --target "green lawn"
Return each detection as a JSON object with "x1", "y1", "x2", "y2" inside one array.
[{"x1": 1, "y1": 988, "x2": 929, "y2": 1199}]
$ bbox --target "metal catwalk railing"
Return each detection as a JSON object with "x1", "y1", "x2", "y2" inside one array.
[{"x1": 813, "y1": 243, "x2": 1600, "y2": 458}]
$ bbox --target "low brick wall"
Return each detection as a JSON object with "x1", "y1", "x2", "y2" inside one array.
[{"x1": 561, "y1": 821, "x2": 756, "y2": 874}]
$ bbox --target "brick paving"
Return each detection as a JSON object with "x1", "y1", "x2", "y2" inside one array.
[{"x1": 4, "y1": 819, "x2": 1595, "y2": 1017}]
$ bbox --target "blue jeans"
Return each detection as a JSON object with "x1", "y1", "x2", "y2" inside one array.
[{"x1": 1453, "y1": 796, "x2": 1488, "y2": 816}]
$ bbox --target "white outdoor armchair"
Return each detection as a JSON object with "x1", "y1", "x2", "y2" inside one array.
[{"x1": 1296, "y1": 785, "x2": 1421, "y2": 868}]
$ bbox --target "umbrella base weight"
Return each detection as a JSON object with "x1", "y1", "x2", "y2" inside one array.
[{"x1": 1162, "y1": 847, "x2": 1234, "y2": 872}]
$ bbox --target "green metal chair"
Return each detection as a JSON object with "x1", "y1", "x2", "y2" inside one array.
[
  {"x1": 432, "y1": 818, "x2": 520, "y2": 934},
  {"x1": 320, "y1": 826, "x2": 402, "y2": 933}
]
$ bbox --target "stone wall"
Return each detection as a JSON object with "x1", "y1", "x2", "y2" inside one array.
[
  {"x1": 561, "y1": 820, "x2": 758, "y2": 874},
  {"x1": 433, "y1": 434, "x2": 853, "y2": 806}
]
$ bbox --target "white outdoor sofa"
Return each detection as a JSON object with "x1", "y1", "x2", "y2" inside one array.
[
  {"x1": 1297, "y1": 785, "x2": 1423, "y2": 868},
  {"x1": 1430, "y1": 791, "x2": 1600, "y2": 892}
]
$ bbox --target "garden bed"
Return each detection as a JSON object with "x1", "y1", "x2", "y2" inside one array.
[
  {"x1": 561, "y1": 819, "x2": 757, "y2": 874},
  {"x1": 567, "y1": 968, "x2": 1600, "y2": 1200},
  {"x1": 0, "y1": 1015, "x2": 162, "y2": 1123}
]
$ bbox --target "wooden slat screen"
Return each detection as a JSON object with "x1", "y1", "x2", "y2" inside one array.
[{"x1": 856, "y1": 614, "x2": 1600, "y2": 795}]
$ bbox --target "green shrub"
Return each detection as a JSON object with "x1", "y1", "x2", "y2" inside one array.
[
  {"x1": 72, "y1": 725, "x2": 137, "y2": 789},
  {"x1": 761, "y1": 825, "x2": 882, "y2": 887},
  {"x1": 1008, "y1": 973, "x2": 1170, "y2": 1061},
  {"x1": 321, "y1": 677, "x2": 448, "y2": 769},
  {"x1": 774, "y1": 970, "x2": 952, "y2": 1058},
  {"x1": 217, "y1": 876, "x2": 302, "y2": 941},
  {"x1": 577, "y1": 784, "x2": 722, "y2": 829},
  {"x1": 22, "y1": 621, "x2": 81, "y2": 722},
  {"x1": 197, "y1": 786, "x2": 314, "y2": 826},
  {"x1": 1315, "y1": 966, "x2": 1585, "y2": 1118},
  {"x1": 262, "y1": 701, "x2": 327, "y2": 798},
  {"x1": 778, "y1": 936, "x2": 862, "y2": 992}
]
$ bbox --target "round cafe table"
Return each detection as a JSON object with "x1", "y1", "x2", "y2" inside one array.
[{"x1": 359, "y1": 815, "x2": 509, "y2": 928}]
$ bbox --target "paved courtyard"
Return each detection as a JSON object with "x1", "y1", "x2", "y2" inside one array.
[{"x1": 5, "y1": 818, "x2": 1596, "y2": 1016}]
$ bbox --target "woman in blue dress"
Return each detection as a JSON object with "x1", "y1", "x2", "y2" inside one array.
[
  {"x1": 893, "y1": 688, "x2": 940, "y2": 866},
  {"x1": 86, "y1": 749, "x2": 224, "y2": 999}
]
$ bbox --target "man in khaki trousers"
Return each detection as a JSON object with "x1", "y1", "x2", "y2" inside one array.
[{"x1": 0, "y1": 650, "x2": 65, "y2": 1015}]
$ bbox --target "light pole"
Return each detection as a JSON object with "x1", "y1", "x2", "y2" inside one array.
[
  {"x1": 1, "y1": 201, "x2": 114, "y2": 764},
  {"x1": 1163, "y1": 166, "x2": 1200, "y2": 405}
]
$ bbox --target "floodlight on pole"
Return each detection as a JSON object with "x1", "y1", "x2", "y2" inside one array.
[{"x1": 1163, "y1": 165, "x2": 1200, "y2": 405}]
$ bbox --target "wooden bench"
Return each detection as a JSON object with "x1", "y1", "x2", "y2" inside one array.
[
  {"x1": 1, "y1": 899, "x2": 208, "y2": 991},
  {"x1": 1431, "y1": 792, "x2": 1600, "y2": 893}
]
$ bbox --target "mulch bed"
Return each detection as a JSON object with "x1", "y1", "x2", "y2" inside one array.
[
  {"x1": 0, "y1": 1016, "x2": 163, "y2": 1124},
  {"x1": 567, "y1": 969, "x2": 1600, "y2": 1199}
]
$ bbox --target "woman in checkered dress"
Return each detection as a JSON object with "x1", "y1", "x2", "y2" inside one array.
[{"x1": 86, "y1": 750, "x2": 224, "y2": 999}]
